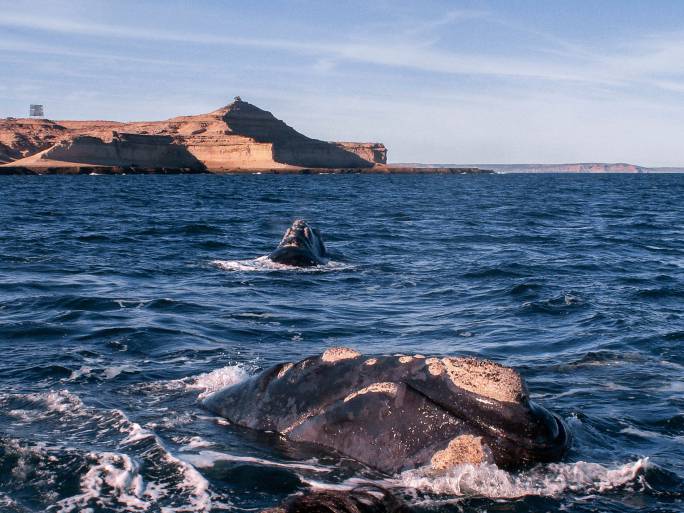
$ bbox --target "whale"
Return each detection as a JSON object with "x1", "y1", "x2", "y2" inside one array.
[
  {"x1": 268, "y1": 219, "x2": 328, "y2": 267},
  {"x1": 262, "y1": 485, "x2": 410, "y2": 513},
  {"x1": 203, "y1": 348, "x2": 570, "y2": 474}
]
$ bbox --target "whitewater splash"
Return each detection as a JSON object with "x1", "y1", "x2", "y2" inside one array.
[
  {"x1": 133, "y1": 362, "x2": 251, "y2": 402},
  {"x1": 0, "y1": 389, "x2": 217, "y2": 512},
  {"x1": 184, "y1": 364, "x2": 251, "y2": 400},
  {"x1": 212, "y1": 255, "x2": 354, "y2": 272},
  {"x1": 393, "y1": 458, "x2": 648, "y2": 499},
  {"x1": 300, "y1": 458, "x2": 649, "y2": 506}
]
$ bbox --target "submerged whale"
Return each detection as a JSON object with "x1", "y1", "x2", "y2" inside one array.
[
  {"x1": 268, "y1": 220, "x2": 328, "y2": 267},
  {"x1": 204, "y1": 348, "x2": 570, "y2": 474}
]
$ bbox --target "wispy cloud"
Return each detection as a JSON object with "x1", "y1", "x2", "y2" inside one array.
[{"x1": 1, "y1": 11, "x2": 677, "y2": 87}]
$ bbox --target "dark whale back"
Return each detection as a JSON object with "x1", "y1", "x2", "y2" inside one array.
[
  {"x1": 203, "y1": 348, "x2": 570, "y2": 474},
  {"x1": 269, "y1": 220, "x2": 328, "y2": 267}
]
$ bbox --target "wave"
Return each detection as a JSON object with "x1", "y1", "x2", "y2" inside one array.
[
  {"x1": 557, "y1": 350, "x2": 647, "y2": 370},
  {"x1": 303, "y1": 458, "x2": 650, "y2": 502},
  {"x1": 179, "y1": 223, "x2": 224, "y2": 235},
  {"x1": 520, "y1": 292, "x2": 587, "y2": 315},
  {"x1": 462, "y1": 267, "x2": 526, "y2": 279},
  {"x1": 0, "y1": 390, "x2": 216, "y2": 512},
  {"x1": 185, "y1": 364, "x2": 251, "y2": 400},
  {"x1": 508, "y1": 282, "x2": 544, "y2": 295},
  {"x1": 634, "y1": 286, "x2": 684, "y2": 299},
  {"x1": 212, "y1": 255, "x2": 354, "y2": 272},
  {"x1": 61, "y1": 363, "x2": 141, "y2": 383},
  {"x1": 392, "y1": 458, "x2": 649, "y2": 499},
  {"x1": 129, "y1": 363, "x2": 250, "y2": 401}
]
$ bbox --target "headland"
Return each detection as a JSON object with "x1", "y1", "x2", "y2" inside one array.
[{"x1": 0, "y1": 99, "x2": 489, "y2": 175}]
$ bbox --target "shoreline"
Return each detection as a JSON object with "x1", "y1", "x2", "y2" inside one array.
[{"x1": 0, "y1": 165, "x2": 493, "y2": 176}]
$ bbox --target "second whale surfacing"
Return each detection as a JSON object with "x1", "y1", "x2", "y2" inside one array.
[
  {"x1": 268, "y1": 219, "x2": 328, "y2": 267},
  {"x1": 203, "y1": 348, "x2": 571, "y2": 474}
]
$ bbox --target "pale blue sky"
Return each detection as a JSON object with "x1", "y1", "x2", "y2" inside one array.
[{"x1": 2, "y1": 0, "x2": 684, "y2": 165}]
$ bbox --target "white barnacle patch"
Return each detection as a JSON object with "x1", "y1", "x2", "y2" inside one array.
[
  {"x1": 399, "y1": 356, "x2": 414, "y2": 364},
  {"x1": 441, "y1": 357, "x2": 525, "y2": 403},
  {"x1": 426, "y1": 357, "x2": 445, "y2": 376},
  {"x1": 430, "y1": 435, "x2": 486, "y2": 470},
  {"x1": 321, "y1": 347, "x2": 362, "y2": 363},
  {"x1": 343, "y1": 382, "x2": 399, "y2": 402},
  {"x1": 364, "y1": 358, "x2": 378, "y2": 366},
  {"x1": 276, "y1": 362, "x2": 294, "y2": 379}
]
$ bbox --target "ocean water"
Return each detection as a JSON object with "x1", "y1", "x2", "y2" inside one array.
[{"x1": 0, "y1": 173, "x2": 683, "y2": 512}]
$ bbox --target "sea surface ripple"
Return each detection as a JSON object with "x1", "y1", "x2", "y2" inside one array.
[{"x1": 0, "y1": 173, "x2": 683, "y2": 512}]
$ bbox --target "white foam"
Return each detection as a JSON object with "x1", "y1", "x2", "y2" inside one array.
[
  {"x1": 212, "y1": 255, "x2": 353, "y2": 272},
  {"x1": 56, "y1": 452, "x2": 149, "y2": 512},
  {"x1": 236, "y1": 312, "x2": 275, "y2": 319},
  {"x1": 115, "y1": 298, "x2": 153, "y2": 308},
  {"x1": 658, "y1": 381, "x2": 684, "y2": 392},
  {"x1": 537, "y1": 387, "x2": 591, "y2": 399},
  {"x1": 63, "y1": 364, "x2": 140, "y2": 382},
  {"x1": 185, "y1": 365, "x2": 250, "y2": 400},
  {"x1": 133, "y1": 363, "x2": 250, "y2": 401},
  {"x1": 179, "y1": 436, "x2": 214, "y2": 451},
  {"x1": 304, "y1": 459, "x2": 649, "y2": 501},
  {"x1": 2, "y1": 439, "x2": 50, "y2": 481},
  {"x1": 117, "y1": 419, "x2": 213, "y2": 512},
  {"x1": 180, "y1": 449, "x2": 329, "y2": 473},
  {"x1": 164, "y1": 452, "x2": 212, "y2": 512},
  {"x1": 121, "y1": 419, "x2": 156, "y2": 445},
  {"x1": 391, "y1": 458, "x2": 649, "y2": 499},
  {"x1": 12, "y1": 389, "x2": 86, "y2": 415},
  {"x1": 1, "y1": 390, "x2": 216, "y2": 512}
]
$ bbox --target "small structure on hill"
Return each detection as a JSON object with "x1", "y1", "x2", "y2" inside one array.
[{"x1": 29, "y1": 104, "x2": 44, "y2": 117}]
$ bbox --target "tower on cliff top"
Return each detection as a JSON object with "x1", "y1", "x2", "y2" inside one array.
[{"x1": 29, "y1": 104, "x2": 44, "y2": 117}]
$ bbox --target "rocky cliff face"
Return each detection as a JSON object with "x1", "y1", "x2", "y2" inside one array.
[
  {"x1": 0, "y1": 118, "x2": 69, "y2": 162},
  {"x1": 0, "y1": 100, "x2": 386, "y2": 170},
  {"x1": 20, "y1": 132, "x2": 205, "y2": 169}
]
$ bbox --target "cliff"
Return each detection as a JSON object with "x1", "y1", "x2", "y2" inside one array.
[
  {"x1": 0, "y1": 99, "x2": 386, "y2": 170},
  {"x1": 0, "y1": 118, "x2": 69, "y2": 163},
  {"x1": 15, "y1": 132, "x2": 206, "y2": 169}
]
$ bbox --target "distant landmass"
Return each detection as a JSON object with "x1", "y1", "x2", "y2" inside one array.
[
  {"x1": 0, "y1": 99, "x2": 490, "y2": 175},
  {"x1": 9, "y1": 100, "x2": 673, "y2": 175},
  {"x1": 394, "y1": 163, "x2": 684, "y2": 173},
  {"x1": 0, "y1": 99, "x2": 386, "y2": 172}
]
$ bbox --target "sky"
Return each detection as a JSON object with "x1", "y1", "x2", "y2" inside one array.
[{"x1": 2, "y1": 1, "x2": 684, "y2": 166}]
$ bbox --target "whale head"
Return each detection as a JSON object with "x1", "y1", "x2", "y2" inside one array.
[
  {"x1": 204, "y1": 350, "x2": 571, "y2": 474},
  {"x1": 269, "y1": 220, "x2": 328, "y2": 267}
]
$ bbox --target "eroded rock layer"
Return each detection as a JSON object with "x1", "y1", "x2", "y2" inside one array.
[{"x1": 0, "y1": 99, "x2": 386, "y2": 170}]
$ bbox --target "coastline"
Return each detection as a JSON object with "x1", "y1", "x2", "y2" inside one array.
[{"x1": 0, "y1": 165, "x2": 493, "y2": 176}]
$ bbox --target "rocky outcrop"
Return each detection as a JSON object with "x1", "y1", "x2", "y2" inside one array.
[
  {"x1": 334, "y1": 142, "x2": 387, "y2": 164},
  {"x1": 0, "y1": 99, "x2": 386, "y2": 170},
  {"x1": 17, "y1": 132, "x2": 205, "y2": 169},
  {"x1": 0, "y1": 118, "x2": 69, "y2": 162}
]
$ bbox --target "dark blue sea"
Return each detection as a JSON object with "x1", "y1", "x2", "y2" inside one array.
[{"x1": 1, "y1": 174, "x2": 683, "y2": 512}]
